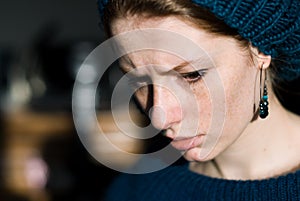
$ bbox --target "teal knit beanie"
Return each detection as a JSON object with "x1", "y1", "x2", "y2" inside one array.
[{"x1": 98, "y1": 0, "x2": 300, "y2": 81}]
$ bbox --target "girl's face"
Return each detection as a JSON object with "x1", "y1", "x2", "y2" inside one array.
[{"x1": 111, "y1": 16, "x2": 260, "y2": 162}]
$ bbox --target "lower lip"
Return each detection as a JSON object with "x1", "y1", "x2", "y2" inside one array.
[{"x1": 170, "y1": 135, "x2": 204, "y2": 151}]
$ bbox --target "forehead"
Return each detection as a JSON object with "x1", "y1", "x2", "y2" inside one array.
[
  {"x1": 111, "y1": 16, "x2": 240, "y2": 70},
  {"x1": 111, "y1": 16, "x2": 228, "y2": 49},
  {"x1": 111, "y1": 16, "x2": 190, "y2": 34}
]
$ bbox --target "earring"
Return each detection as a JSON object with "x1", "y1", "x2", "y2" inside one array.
[{"x1": 259, "y1": 68, "x2": 269, "y2": 119}]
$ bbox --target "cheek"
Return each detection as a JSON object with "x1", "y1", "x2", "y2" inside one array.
[
  {"x1": 190, "y1": 82, "x2": 213, "y2": 132},
  {"x1": 191, "y1": 63, "x2": 258, "y2": 161},
  {"x1": 224, "y1": 68, "x2": 257, "y2": 123},
  {"x1": 203, "y1": 63, "x2": 258, "y2": 158}
]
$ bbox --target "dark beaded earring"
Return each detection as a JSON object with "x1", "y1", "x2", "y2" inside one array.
[{"x1": 259, "y1": 68, "x2": 269, "y2": 119}]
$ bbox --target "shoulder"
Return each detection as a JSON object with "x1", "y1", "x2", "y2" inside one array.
[
  {"x1": 104, "y1": 160, "x2": 195, "y2": 201},
  {"x1": 104, "y1": 161, "x2": 300, "y2": 201}
]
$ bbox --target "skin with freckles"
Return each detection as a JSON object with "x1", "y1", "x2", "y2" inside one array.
[{"x1": 111, "y1": 15, "x2": 300, "y2": 180}]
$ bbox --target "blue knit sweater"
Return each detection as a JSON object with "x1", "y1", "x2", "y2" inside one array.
[{"x1": 105, "y1": 161, "x2": 300, "y2": 201}]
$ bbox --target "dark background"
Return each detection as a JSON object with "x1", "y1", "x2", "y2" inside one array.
[
  {"x1": 0, "y1": 1, "x2": 120, "y2": 201},
  {"x1": 0, "y1": 0, "x2": 103, "y2": 49}
]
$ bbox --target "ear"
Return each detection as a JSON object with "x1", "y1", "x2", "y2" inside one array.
[{"x1": 250, "y1": 46, "x2": 272, "y2": 70}]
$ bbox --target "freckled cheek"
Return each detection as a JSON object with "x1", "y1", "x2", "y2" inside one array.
[
  {"x1": 218, "y1": 72, "x2": 256, "y2": 147},
  {"x1": 224, "y1": 75, "x2": 254, "y2": 120},
  {"x1": 192, "y1": 86, "x2": 212, "y2": 132}
]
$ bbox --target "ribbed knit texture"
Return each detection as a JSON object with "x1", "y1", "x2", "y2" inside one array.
[
  {"x1": 97, "y1": 0, "x2": 300, "y2": 81},
  {"x1": 105, "y1": 161, "x2": 300, "y2": 201},
  {"x1": 191, "y1": 0, "x2": 300, "y2": 81}
]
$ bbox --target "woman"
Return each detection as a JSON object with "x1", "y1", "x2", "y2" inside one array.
[{"x1": 97, "y1": 0, "x2": 300, "y2": 200}]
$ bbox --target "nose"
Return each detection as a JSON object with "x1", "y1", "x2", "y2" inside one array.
[{"x1": 149, "y1": 85, "x2": 182, "y2": 131}]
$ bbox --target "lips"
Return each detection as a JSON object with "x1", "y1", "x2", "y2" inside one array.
[{"x1": 170, "y1": 135, "x2": 204, "y2": 151}]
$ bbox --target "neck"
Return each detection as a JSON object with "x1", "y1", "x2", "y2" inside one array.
[{"x1": 193, "y1": 89, "x2": 300, "y2": 180}]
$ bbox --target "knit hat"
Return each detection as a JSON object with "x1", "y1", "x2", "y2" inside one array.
[{"x1": 98, "y1": 0, "x2": 300, "y2": 81}]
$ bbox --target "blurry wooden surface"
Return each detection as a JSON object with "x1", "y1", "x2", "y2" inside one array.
[
  {"x1": 4, "y1": 110, "x2": 74, "y2": 136},
  {"x1": 3, "y1": 109, "x2": 74, "y2": 201},
  {"x1": 2, "y1": 108, "x2": 145, "y2": 201}
]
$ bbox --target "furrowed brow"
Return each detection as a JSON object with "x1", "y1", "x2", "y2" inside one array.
[
  {"x1": 119, "y1": 57, "x2": 136, "y2": 73},
  {"x1": 169, "y1": 58, "x2": 206, "y2": 73}
]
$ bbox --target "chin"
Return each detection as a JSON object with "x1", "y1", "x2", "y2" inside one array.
[{"x1": 182, "y1": 147, "x2": 218, "y2": 162}]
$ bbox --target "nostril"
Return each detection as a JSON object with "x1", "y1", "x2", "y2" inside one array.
[{"x1": 149, "y1": 105, "x2": 167, "y2": 130}]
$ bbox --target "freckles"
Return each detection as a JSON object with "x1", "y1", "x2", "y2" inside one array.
[
  {"x1": 219, "y1": 65, "x2": 247, "y2": 114},
  {"x1": 191, "y1": 83, "x2": 212, "y2": 129},
  {"x1": 228, "y1": 74, "x2": 254, "y2": 118}
]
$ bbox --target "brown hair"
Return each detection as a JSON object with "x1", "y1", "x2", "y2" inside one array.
[{"x1": 102, "y1": 0, "x2": 248, "y2": 47}]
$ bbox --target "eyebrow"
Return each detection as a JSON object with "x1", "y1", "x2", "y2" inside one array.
[
  {"x1": 119, "y1": 56, "x2": 210, "y2": 74},
  {"x1": 170, "y1": 58, "x2": 210, "y2": 73},
  {"x1": 173, "y1": 60, "x2": 192, "y2": 72}
]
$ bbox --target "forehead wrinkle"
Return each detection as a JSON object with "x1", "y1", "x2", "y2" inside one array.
[
  {"x1": 119, "y1": 47, "x2": 221, "y2": 75},
  {"x1": 113, "y1": 16, "x2": 177, "y2": 32},
  {"x1": 112, "y1": 17, "x2": 235, "y2": 74}
]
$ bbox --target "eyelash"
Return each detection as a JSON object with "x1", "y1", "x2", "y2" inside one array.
[
  {"x1": 181, "y1": 69, "x2": 207, "y2": 83},
  {"x1": 127, "y1": 69, "x2": 207, "y2": 87}
]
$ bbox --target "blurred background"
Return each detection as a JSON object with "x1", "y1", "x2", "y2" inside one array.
[
  {"x1": 0, "y1": 1, "x2": 141, "y2": 201},
  {"x1": 1, "y1": 1, "x2": 300, "y2": 201}
]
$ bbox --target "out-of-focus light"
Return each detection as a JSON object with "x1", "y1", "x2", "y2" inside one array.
[
  {"x1": 25, "y1": 155, "x2": 48, "y2": 189},
  {"x1": 77, "y1": 64, "x2": 98, "y2": 85}
]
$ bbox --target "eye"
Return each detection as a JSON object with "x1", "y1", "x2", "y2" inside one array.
[{"x1": 181, "y1": 69, "x2": 207, "y2": 83}]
